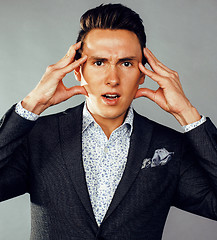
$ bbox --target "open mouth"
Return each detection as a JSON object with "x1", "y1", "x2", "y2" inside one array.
[{"x1": 102, "y1": 94, "x2": 120, "y2": 100}]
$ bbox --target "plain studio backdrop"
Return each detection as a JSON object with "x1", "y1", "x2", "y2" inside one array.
[{"x1": 0, "y1": 0, "x2": 216, "y2": 239}]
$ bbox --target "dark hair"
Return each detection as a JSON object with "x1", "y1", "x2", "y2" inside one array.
[{"x1": 75, "y1": 3, "x2": 147, "y2": 64}]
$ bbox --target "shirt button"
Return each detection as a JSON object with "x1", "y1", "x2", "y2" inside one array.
[
  {"x1": 104, "y1": 147, "x2": 108, "y2": 153},
  {"x1": 99, "y1": 184, "x2": 107, "y2": 190}
]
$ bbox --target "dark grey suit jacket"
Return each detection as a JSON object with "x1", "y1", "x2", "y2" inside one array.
[{"x1": 0, "y1": 103, "x2": 217, "y2": 240}]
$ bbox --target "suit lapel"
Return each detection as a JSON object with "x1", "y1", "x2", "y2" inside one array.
[
  {"x1": 59, "y1": 105, "x2": 154, "y2": 226},
  {"x1": 59, "y1": 103, "x2": 97, "y2": 225},
  {"x1": 103, "y1": 111, "x2": 154, "y2": 223}
]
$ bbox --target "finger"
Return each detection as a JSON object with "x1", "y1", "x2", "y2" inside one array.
[
  {"x1": 145, "y1": 48, "x2": 174, "y2": 74},
  {"x1": 54, "y1": 42, "x2": 82, "y2": 69},
  {"x1": 143, "y1": 49, "x2": 182, "y2": 89},
  {"x1": 60, "y1": 55, "x2": 87, "y2": 76},
  {"x1": 66, "y1": 85, "x2": 88, "y2": 99},
  {"x1": 145, "y1": 48, "x2": 170, "y2": 71},
  {"x1": 143, "y1": 48, "x2": 171, "y2": 77},
  {"x1": 134, "y1": 88, "x2": 156, "y2": 102},
  {"x1": 139, "y1": 63, "x2": 168, "y2": 86}
]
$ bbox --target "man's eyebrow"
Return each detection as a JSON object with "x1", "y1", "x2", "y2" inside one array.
[
  {"x1": 118, "y1": 57, "x2": 137, "y2": 61},
  {"x1": 88, "y1": 56, "x2": 138, "y2": 61},
  {"x1": 88, "y1": 56, "x2": 107, "y2": 61}
]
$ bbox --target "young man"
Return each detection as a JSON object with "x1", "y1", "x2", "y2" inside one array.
[{"x1": 0, "y1": 4, "x2": 216, "y2": 240}]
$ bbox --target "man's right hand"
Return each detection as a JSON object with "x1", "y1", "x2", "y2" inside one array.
[{"x1": 21, "y1": 42, "x2": 87, "y2": 115}]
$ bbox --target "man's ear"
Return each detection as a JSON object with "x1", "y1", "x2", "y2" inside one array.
[
  {"x1": 139, "y1": 72, "x2": 145, "y2": 85},
  {"x1": 74, "y1": 66, "x2": 81, "y2": 82}
]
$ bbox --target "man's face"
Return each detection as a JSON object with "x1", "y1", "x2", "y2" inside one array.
[{"x1": 76, "y1": 29, "x2": 144, "y2": 123}]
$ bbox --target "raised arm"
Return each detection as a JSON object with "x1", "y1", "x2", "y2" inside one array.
[
  {"x1": 135, "y1": 48, "x2": 217, "y2": 220},
  {"x1": 135, "y1": 48, "x2": 201, "y2": 126},
  {"x1": 22, "y1": 42, "x2": 87, "y2": 115},
  {"x1": 0, "y1": 43, "x2": 87, "y2": 201}
]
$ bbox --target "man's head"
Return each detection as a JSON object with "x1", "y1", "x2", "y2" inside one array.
[
  {"x1": 74, "y1": 4, "x2": 147, "y2": 128},
  {"x1": 75, "y1": 3, "x2": 147, "y2": 65}
]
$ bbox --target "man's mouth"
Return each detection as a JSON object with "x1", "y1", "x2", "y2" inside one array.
[
  {"x1": 102, "y1": 94, "x2": 120, "y2": 100},
  {"x1": 101, "y1": 93, "x2": 121, "y2": 105}
]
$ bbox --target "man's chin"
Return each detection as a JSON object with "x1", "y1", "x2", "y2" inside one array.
[{"x1": 86, "y1": 99, "x2": 132, "y2": 119}]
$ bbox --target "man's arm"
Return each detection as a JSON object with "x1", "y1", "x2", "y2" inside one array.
[
  {"x1": 0, "y1": 106, "x2": 33, "y2": 201},
  {"x1": 0, "y1": 42, "x2": 87, "y2": 201},
  {"x1": 136, "y1": 49, "x2": 217, "y2": 219},
  {"x1": 21, "y1": 42, "x2": 87, "y2": 115},
  {"x1": 174, "y1": 118, "x2": 217, "y2": 220},
  {"x1": 135, "y1": 48, "x2": 201, "y2": 126}
]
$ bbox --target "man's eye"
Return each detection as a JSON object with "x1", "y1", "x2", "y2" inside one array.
[
  {"x1": 94, "y1": 61, "x2": 104, "y2": 66},
  {"x1": 122, "y1": 62, "x2": 132, "y2": 67}
]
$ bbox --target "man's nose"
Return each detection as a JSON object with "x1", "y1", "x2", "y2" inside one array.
[{"x1": 105, "y1": 66, "x2": 120, "y2": 87}]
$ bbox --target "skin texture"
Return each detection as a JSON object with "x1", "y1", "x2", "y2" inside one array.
[
  {"x1": 136, "y1": 48, "x2": 201, "y2": 126},
  {"x1": 22, "y1": 29, "x2": 201, "y2": 138},
  {"x1": 74, "y1": 29, "x2": 145, "y2": 136},
  {"x1": 22, "y1": 42, "x2": 88, "y2": 115}
]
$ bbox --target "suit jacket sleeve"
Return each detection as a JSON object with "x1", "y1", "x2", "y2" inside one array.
[
  {"x1": 0, "y1": 105, "x2": 36, "y2": 201},
  {"x1": 173, "y1": 118, "x2": 217, "y2": 220}
]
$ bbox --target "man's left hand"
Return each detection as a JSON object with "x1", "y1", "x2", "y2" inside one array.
[{"x1": 135, "y1": 48, "x2": 201, "y2": 126}]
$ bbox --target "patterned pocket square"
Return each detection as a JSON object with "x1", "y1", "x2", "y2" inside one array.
[{"x1": 141, "y1": 148, "x2": 174, "y2": 169}]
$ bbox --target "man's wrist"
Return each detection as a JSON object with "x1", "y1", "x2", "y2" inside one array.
[
  {"x1": 182, "y1": 115, "x2": 206, "y2": 132},
  {"x1": 22, "y1": 94, "x2": 48, "y2": 115},
  {"x1": 173, "y1": 106, "x2": 201, "y2": 126},
  {"x1": 15, "y1": 101, "x2": 39, "y2": 121}
]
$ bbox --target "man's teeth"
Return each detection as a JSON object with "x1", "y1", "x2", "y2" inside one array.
[{"x1": 104, "y1": 94, "x2": 119, "y2": 99}]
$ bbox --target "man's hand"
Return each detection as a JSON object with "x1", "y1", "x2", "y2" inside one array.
[
  {"x1": 135, "y1": 48, "x2": 201, "y2": 126},
  {"x1": 22, "y1": 42, "x2": 87, "y2": 115}
]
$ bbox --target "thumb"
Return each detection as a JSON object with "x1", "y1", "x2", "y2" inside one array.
[
  {"x1": 66, "y1": 85, "x2": 88, "y2": 98},
  {"x1": 134, "y1": 88, "x2": 156, "y2": 102}
]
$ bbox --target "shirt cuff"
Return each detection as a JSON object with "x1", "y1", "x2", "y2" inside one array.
[
  {"x1": 182, "y1": 115, "x2": 206, "y2": 132},
  {"x1": 15, "y1": 101, "x2": 39, "y2": 121}
]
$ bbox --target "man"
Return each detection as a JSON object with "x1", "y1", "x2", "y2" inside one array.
[{"x1": 0, "y1": 3, "x2": 216, "y2": 240}]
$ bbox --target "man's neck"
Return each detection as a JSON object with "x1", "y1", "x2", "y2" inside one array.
[{"x1": 91, "y1": 113, "x2": 126, "y2": 139}]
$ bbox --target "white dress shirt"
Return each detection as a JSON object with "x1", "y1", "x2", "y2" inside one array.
[{"x1": 15, "y1": 101, "x2": 207, "y2": 225}]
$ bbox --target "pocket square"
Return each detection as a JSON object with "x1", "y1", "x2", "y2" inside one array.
[{"x1": 141, "y1": 148, "x2": 174, "y2": 169}]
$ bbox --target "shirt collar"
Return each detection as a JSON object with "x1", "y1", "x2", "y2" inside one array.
[{"x1": 82, "y1": 102, "x2": 134, "y2": 136}]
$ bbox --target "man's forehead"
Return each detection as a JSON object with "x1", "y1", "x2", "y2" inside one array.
[
  {"x1": 82, "y1": 29, "x2": 142, "y2": 58},
  {"x1": 84, "y1": 29, "x2": 140, "y2": 45}
]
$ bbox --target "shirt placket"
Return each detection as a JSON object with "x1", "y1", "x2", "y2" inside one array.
[{"x1": 94, "y1": 126, "x2": 111, "y2": 225}]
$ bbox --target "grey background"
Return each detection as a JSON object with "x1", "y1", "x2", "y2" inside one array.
[{"x1": 0, "y1": 0, "x2": 216, "y2": 239}]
